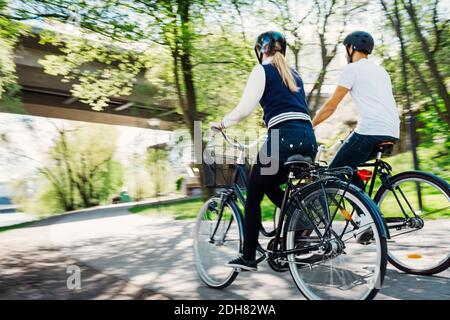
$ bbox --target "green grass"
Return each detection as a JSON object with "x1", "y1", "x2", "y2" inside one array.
[
  {"x1": 0, "y1": 221, "x2": 34, "y2": 233},
  {"x1": 130, "y1": 198, "x2": 204, "y2": 220},
  {"x1": 129, "y1": 195, "x2": 277, "y2": 221},
  {"x1": 387, "y1": 145, "x2": 449, "y2": 178},
  {"x1": 130, "y1": 186, "x2": 448, "y2": 221},
  {"x1": 365, "y1": 145, "x2": 449, "y2": 219},
  {"x1": 377, "y1": 183, "x2": 449, "y2": 219},
  {"x1": 363, "y1": 145, "x2": 449, "y2": 193}
]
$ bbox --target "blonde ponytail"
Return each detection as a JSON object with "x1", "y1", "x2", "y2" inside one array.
[{"x1": 272, "y1": 51, "x2": 298, "y2": 93}]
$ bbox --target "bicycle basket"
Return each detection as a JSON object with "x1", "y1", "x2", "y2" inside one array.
[{"x1": 202, "y1": 154, "x2": 250, "y2": 188}]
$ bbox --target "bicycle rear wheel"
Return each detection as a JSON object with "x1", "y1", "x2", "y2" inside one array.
[
  {"x1": 374, "y1": 171, "x2": 450, "y2": 275},
  {"x1": 286, "y1": 180, "x2": 387, "y2": 300},
  {"x1": 194, "y1": 196, "x2": 243, "y2": 288}
]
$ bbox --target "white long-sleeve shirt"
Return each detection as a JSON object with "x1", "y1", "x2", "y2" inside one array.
[
  {"x1": 221, "y1": 56, "x2": 273, "y2": 128},
  {"x1": 222, "y1": 56, "x2": 311, "y2": 128}
]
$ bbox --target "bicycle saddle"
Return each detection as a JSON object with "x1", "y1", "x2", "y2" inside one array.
[
  {"x1": 374, "y1": 141, "x2": 394, "y2": 156},
  {"x1": 284, "y1": 154, "x2": 313, "y2": 170}
]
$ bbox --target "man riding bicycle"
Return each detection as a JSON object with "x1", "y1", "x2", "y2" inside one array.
[{"x1": 312, "y1": 31, "x2": 400, "y2": 190}]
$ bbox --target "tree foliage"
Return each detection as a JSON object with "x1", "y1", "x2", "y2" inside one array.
[
  {"x1": 0, "y1": 0, "x2": 448, "y2": 199},
  {"x1": 146, "y1": 146, "x2": 170, "y2": 197},
  {"x1": 0, "y1": 0, "x2": 28, "y2": 107},
  {"x1": 380, "y1": 0, "x2": 449, "y2": 147},
  {"x1": 3, "y1": 121, "x2": 125, "y2": 212}
]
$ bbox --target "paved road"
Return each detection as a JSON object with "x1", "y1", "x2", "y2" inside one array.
[
  {"x1": 0, "y1": 205, "x2": 449, "y2": 300},
  {"x1": 0, "y1": 212, "x2": 37, "y2": 228}
]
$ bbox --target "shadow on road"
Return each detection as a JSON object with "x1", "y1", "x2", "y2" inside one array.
[
  {"x1": 63, "y1": 221, "x2": 254, "y2": 299},
  {"x1": 30, "y1": 206, "x2": 135, "y2": 228},
  {"x1": 380, "y1": 269, "x2": 450, "y2": 300},
  {"x1": 2, "y1": 205, "x2": 448, "y2": 300},
  {"x1": 0, "y1": 246, "x2": 168, "y2": 300},
  {"x1": 48, "y1": 216, "x2": 299, "y2": 299}
]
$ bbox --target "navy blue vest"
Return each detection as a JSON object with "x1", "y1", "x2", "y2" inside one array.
[{"x1": 260, "y1": 64, "x2": 310, "y2": 127}]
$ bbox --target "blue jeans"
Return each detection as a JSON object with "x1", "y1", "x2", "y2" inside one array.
[
  {"x1": 329, "y1": 132, "x2": 398, "y2": 189},
  {"x1": 264, "y1": 120, "x2": 317, "y2": 162}
]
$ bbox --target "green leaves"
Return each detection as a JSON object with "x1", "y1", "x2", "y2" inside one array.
[
  {"x1": 0, "y1": 38, "x2": 16, "y2": 99},
  {"x1": 0, "y1": 3, "x2": 29, "y2": 102},
  {"x1": 380, "y1": 0, "x2": 449, "y2": 145},
  {"x1": 37, "y1": 31, "x2": 149, "y2": 111}
]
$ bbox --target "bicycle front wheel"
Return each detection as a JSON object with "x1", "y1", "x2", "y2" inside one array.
[
  {"x1": 374, "y1": 171, "x2": 450, "y2": 275},
  {"x1": 286, "y1": 180, "x2": 387, "y2": 300},
  {"x1": 194, "y1": 196, "x2": 243, "y2": 289}
]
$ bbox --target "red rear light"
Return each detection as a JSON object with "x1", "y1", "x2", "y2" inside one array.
[{"x1": 357, "y1": 169, "x2": 373, "y2": 182}]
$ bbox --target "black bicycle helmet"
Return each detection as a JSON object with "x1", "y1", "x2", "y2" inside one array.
[
  {"x1": 343, "y1": 31, "x2": 374, "y2": 53},
  {"x1": 254, "y1": 31, "x2": 287, "y2": 64},
  {"x1": 343, "y1": 31, "x2": 374, "y2": 63}
]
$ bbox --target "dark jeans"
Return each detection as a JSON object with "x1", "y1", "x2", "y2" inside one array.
[
  {"x1": 329, "y1": 132, "x2": 398, "y2": 189},
  {"x1": 243, "y1": 120, "x2": 317, "y2": 260}
]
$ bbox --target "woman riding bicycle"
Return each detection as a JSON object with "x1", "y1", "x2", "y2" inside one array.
[{"x1": 210, "y1": 31, "x2": 317, "y2": 271}]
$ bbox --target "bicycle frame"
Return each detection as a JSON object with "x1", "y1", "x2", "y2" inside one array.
[
  {"x1": 359, "y1": 154, "x2": 423, "y2": 234},
  {"x1": 208, "y1": 129, "x2": 361, "y2": 265}
]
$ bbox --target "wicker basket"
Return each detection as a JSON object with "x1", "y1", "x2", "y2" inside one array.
[{"x1": 202, "y1": 154, "x2": 250, "y2": 188}]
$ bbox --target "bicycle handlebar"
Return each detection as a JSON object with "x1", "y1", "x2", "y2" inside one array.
[{"x1": 207, "y1": 128, "x2": 266, "y2": 150}]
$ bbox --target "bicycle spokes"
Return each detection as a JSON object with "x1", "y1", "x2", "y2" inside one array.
[
  {"x1": 376, "y1": 174, "x2": 450, "y2": 274},
  {"x1": 286, "y1": 182, "x2": 385, "y2": 300},
  {"x1": 194, "y1": 197, "x2": 241, "y2": 288}
]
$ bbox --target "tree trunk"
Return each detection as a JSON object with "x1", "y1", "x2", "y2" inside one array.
[
  {"x1": 310, "y1": 69, "x2": 328, "y2": 115},
  {"x1": 394, "y1": 0, "x2": 420, "y2": 170},
  {"x1": 74, "y1": 177, "x2": 90, "y2": 208},
  {"x1": 178, "y1": 0, "x2": 197, "y2": 140},
  {"x1": 58, "y1": 129, "x2": 76, "y2": 210},
  {"x1": 406, "y1": 57, "x2": 449, "y2": 125},
  {"x1": 290, "y1": 45, "x2": 300, "y2": 72},
  {"x1": 177, "y1": 0, "x2": 212, "y2": 200},
  {"x1": 402, "y1": 0, "x2": 450, "y2": 118}
]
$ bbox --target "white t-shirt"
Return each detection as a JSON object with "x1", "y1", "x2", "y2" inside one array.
[{"x1": 338, "y1": 58, "x2": 400, "y2": 138}]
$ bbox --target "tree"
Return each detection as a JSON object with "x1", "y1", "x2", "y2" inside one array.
[
  {"x1": 0, "y1": 118, "x2": 124, "y2": 211},
  {"x1": 146, "y1": 145, "x2": 170, "y2": 197},
  {"x1": 266, "y1": 0, "x2": 313, "y2": 71},
  {"x1": 307, "y1": 0, "x2": 369, "y2": 114},
  {"x1": 2, "y1": 0, "x2": 259, "y2": 200},
  {"x1": 379, "y1": 0, "x2": 449, "y2": 145},
  {"x1": 402, "y1": 0, "x2": 450, "y2": 120},
  {"x1": 0, "y1": 0, "x2": 28, "y2": 110},
  {"x1": 127, "y1": 151, "x2": 148, "y2": 201},
  {"x1": 380, "y1": 0, "x2": 420, "y2": 170},
  {"x1": 259, "y1": 0, "x2": 368, "y2": 114},
  {"x1": 62, "y1": 124, "x2": 123, "y2": 207}
]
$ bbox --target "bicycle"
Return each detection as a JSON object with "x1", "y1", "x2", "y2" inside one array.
[
  {"x1": 194, "y1": 129, "x2": 389, "y2": 300},
  {"x1": 353, "y1": 142, "x2": 450, "y2": 275}
]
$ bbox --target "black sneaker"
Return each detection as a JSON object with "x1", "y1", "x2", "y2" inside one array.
[
  {"x1": 226, "y1": 255, "x2": 257, "y2": 271},
  {"x1": 355, "y1": 229, "x2": 374, "y2": 245}
]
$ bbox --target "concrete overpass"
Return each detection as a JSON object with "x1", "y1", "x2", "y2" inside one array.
[{"x1": 2, "y1": 31, "x2": 187, "y2": 130}]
